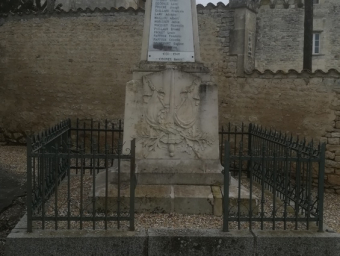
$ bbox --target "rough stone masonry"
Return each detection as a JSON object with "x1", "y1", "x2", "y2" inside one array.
[{"x1": 0, "y1": 1, "x2": 340, "y2": 189}]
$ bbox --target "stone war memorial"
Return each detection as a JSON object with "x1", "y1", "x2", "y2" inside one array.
[
  {"x1": 4, "y1": 1, "x2": 340, "y2": 256},
  {"x1": 95, "y1": 0, "x2": 227, "y2": 216}
]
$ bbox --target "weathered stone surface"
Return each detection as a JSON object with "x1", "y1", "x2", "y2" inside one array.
[
  {"x1": 325, "y1": 168, "x2": 335, "y2": 174},
  {"x1": 320, "y1": 137, "x2": 328, "y2": 144},
  {"x1": 335, "y1": 121, "x2": 340, "y2": 129},
  {"x1": 211, "y1": 186, "x2": 223, "y2": 216},
  {"x1": 0, "y1": 5, "x2": 338, "y2": 142},
  {"x1": 255, "y1": 230, "x2": 340, "y2": 256},
  {"x1": 121, "y1": 67, "x2": 223, "y2": 212},
  {"x1": 0, "y1": 1, "x2": 339, "y2": 188},
  {"x1": 331, "y1": 132, "x2": 340, "y2": 138},
  {"x1": 326, "y1": 151, "x2": 335, "y2": 160},
  {"x1": 223, "y1": 178, "x2": 259, "y2": 215},
  {"x1": 95, "y1": 167, "x2": 255, "y2": 215},
  {"x1": 148, "y1": 229, "x2": 254, "y2": 256},
  {"x1": 123, "y1": 69, "x2": 219, "y2": 162},
  {"x1": 328, "y1": 138, "x2": 340, "y2": 145},
  {"x1": 325, "y1": 188, "x2": 336, "y2": 193},
  {"x1": 326, "y1": 160, "x2": 340, "y2": 169},
  {"x1": 7, "y1": 8, "x2": 233, "y2": 137},
  {"x1": 96, "y1": 183, "x2": 173, "y2": 213},
  {"x1": 173, "y1": 185, "x2": 214, "y2": 214},
  {"x1": 327, "y1": 174, "x2": 340, "y2": 185},
  {"x1": 135, "y1": 159, "x2": 223, "y2": 185},
  {"x1": 6, "y1": 215, "x2": 148, "y2": 256},
  {"x1": 0, "y1": 132, "x2": 4, "y2": 142},
  {"x1": 8, "y1": 215, "x2": 340, "y2": 256},
  {"x1": 326, "y1": 145, "x2": 340, "y2": 152},
  {"x1": 256, "y1": 0, "x2": 340, "y2": 72}
]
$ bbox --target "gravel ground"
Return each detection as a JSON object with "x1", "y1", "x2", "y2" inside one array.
[
  {"x1": 0, "y1": 144, "x2": 340, "y2": 254},
  {"x1": 0, "y1": 144, "x2": 26, "y2": 256}
]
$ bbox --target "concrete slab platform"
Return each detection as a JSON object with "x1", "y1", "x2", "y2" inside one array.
[{"x1": 8, "y1": 216, "x2": 340, "y2": 256}]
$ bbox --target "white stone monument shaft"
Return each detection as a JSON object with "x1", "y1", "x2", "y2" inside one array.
[{"x1": 148, "y1": 0, "x2": 195, "y2": 62}]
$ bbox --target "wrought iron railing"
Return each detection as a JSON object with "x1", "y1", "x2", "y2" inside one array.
[
  {"x1": 27, "y1": 119, "x2": 136, "y2": 232},
  {"x1": 220, "y1": 123, "x2": 325, "y2": 232},
  {"x1": 27, "y1": 120, "x2": 325, "y2": 232}
]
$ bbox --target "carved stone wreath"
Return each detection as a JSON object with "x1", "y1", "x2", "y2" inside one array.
[{"x1": 136, "y1": 69, "x2": 212, "y2": 158}]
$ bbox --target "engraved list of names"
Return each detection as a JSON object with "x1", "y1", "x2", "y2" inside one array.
[{"x1": 148, "y1": 0, "x2": 195, "y2": 62}]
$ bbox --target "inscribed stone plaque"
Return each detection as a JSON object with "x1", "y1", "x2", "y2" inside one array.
[{"x1": 148, "y1": 0, "x2": 195, "y2": 62}]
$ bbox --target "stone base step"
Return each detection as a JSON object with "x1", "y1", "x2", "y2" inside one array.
[
  {"x1": 101, "y1": 160, "x2": 224, "y2": 186},
  {"x1": 95, "y1": 184, "x2": 217, "y2": 215},
  {"x1": 136, "y1": 159, "x2": 224, "y2": 185},
  {"x1": 93, "y1": 178, "x2": 258, "y2": 216}
]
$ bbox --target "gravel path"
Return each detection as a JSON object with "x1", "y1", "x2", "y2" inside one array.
[{"x1": 0, "y1": 144, "x2": 339, "y2": 254}]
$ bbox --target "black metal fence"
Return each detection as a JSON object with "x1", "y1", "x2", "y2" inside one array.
[
  {"x1": 27, "y1": 119, "x2": 136, "y2": 232},
  {"x1": 27, "y1": 120, "x2": 325, "y2": 232},
  {"x1": 220, "y1": 123, "x2": 325, "y2": 232}
]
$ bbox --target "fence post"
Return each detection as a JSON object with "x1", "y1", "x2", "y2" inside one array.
[
  {"x1": 130, "y1": 139, "x2": 136, "y2": 231},
  {"x1": 27, "y1": 136, "x2": 33, "y2": 232},
  {"x1": 295, "y1": 150, "x2": 302, "y2": 230},
  {"x1": 318, "y1": 143, "x2": 325, "y2": 232},
  {"x1": 54, "y1": 142, "x2": 59, "y2": 230},
  {"x1": 223, "y1": 141, "x2": 230, "y2": 232},
  {"x1": 220, "y1": 126, "x2": 224, "y2": 166},
  {"x1": 247, "y1": 123, "x2": 252, "y2": 178}
]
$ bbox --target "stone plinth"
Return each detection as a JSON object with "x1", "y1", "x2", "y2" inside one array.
[
  {"x1": 122, "y1": 67, "x2": 223, "y2": 186},
  {"x1": 93, "y1": 167, "x2": 257, "y2": 216}
]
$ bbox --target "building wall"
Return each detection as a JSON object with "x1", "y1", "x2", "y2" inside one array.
[
  {"x1": 255, "y1": 2, "x2": 304, "y2": 71},
  {"x1": 255, "y1": 0, "x2": 340, "y2": 72},
  {"x1": 313, "y1": 0, "x2": 340, "y2": 71}
]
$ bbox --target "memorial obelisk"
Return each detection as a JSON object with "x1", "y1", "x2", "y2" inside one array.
[{"x1": 122, "y1": 0, "x2": 223, "y2": 215}]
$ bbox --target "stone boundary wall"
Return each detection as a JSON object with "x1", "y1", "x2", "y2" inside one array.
[
  {"x1": 323, "y1": 87, "x2": 340, "y2": 193},
  {"x1": 0, "y1": 4, "x2": 235, "y2": 143},
  {"x1": 0, "y1": 9, "x2": 145, "y2": 142},
  {"x1": 221, "y1": 69, "x2": 340, "y2": 192}
]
